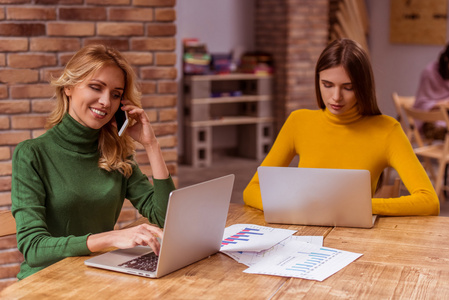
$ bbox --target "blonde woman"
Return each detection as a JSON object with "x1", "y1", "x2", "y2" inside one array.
[{"x1": 11, "y1": 45, "x2": 175, "y2": 279}]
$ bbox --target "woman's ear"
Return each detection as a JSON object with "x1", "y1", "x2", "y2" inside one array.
[{"x1": 64, "y1": 86, "x2": 72, "y2": 97}]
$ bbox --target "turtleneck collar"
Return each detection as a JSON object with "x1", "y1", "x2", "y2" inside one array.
[
  {"x1": 323, "y1": 105, "x2": 363, "y2": 125},
  {"x1": 50, "y1": 113, "x2": 101, "y2": 154}
]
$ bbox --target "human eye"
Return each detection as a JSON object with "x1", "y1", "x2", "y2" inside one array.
[
  {"x1": 322, "y1": 81, "x2": 332, "y2": 88},
  {"x1": 112, "y1": 91, "x2": 122, "y2": 100},
  {"x1": 343, "y1": 85, "x2": 353, "y2": 91},
  {"x1": 89, "y1": 84, "x2": 101, "y2": 92}
]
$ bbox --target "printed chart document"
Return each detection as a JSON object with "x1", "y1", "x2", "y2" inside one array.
[
  {"x1": 220, "y1": 224, "x2": 296, "y2": 252},
  {"x1": 224, "y1": 235, "x2": 324, "y2": 267},
  {"x1": 243, "y1": 241, "x2": 362, "y2": 281}
]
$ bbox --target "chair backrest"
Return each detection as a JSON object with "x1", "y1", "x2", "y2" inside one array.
[
  {"x1": 392, "y1": 92, "x2": 415, "y2": 140},
  {"x1": 402, "y1": 104, "x2": 449, "y2": 147},
  {"x1": 0, "y1": 210, "x2": 16, "y2": 237},
  {"x1": 374, "y1": 178, "x2": 401, "y2": 198}
]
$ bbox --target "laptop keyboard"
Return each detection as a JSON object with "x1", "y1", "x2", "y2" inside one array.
[{"x1": 118, "y1": 252, "x2": 159, "y2": 272}]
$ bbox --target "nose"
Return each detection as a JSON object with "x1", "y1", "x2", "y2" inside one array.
[
  {"x1": 98, "y1": 92, "x2": 111, "y2": 108},
  {"x1": 332, "y1": 87, "x2": 342, "y2": 102}
]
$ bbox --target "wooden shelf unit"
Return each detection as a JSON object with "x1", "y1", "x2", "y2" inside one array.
[{"x1": 183, "y1": 73, "x2": 274, "y2": 167}]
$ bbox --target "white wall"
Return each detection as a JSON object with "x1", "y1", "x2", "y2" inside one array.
[
  {"x1": 367, "y1": 0, "x2": 449, "y2": 117},
  {"x1": 175, "y1": 0, "x2": 255, "y2": 157}
]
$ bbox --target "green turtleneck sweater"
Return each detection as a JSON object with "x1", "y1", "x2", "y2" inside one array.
[
  {"x1": 244, "y1": 107, "x2": 440, "y2": 216},
  {"x1": 11, "y1": 114, "x2": 176, "y2": 280}
]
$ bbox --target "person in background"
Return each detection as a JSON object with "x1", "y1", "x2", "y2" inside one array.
[
  {"x1": 243, "y1": 38, "x2": 439, "y2": 216},
  {"x1": 11, "y1": 45, "x2": 176, "y2": 279},
  {"x1": 413, "y1": 43, "x2": 449, "y2": 140}
]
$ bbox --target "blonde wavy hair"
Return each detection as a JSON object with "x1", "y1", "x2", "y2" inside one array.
[{"x1": 47, "y1": 44, "x2": 141, "y2": 177}]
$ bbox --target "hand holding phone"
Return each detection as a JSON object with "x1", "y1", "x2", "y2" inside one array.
[{"x1": 115, "y1": 103, "x2": 129, "y2": 136}]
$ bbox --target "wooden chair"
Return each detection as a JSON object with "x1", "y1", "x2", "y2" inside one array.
[
  {"x1": 402, "y1": 105, "x2": 449, "y2": 198},
  {"x1": 374, "y1": 177, "x2": 401, "y2": 198},
  {"x1": 0, "y1": 210, "x2": 16, "y2": 237},
  {"x1": 392, "y1": 92, "x2": 415, "y2": 141}
]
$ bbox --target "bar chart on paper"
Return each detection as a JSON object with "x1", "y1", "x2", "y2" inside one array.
[
  {"x1": 243, "y1": 242, "x2": 362, "y2": 281},
  {"x1": 222, "y1": 227, "x2": 264, "y2": 246},
  {"x1": 220, "y1": 224, "x2": 296, "y2": 252}
]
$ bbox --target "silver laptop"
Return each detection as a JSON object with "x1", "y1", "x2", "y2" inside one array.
[
  {"x1": 258, "y1": 167, "x2": 376, "y2": 228},
  {"x1": 85, "y1": 174, "x2": 235, "y2": 278}
]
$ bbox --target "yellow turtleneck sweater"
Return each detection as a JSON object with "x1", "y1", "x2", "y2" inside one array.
[{"x1": 243, "y1": 107, "x2": 440, "y2": 216}]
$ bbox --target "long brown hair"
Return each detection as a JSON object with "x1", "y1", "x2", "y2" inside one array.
[
  {"x1": 48, "y1": 44, "x2": 141, "y2": 177},
  {"x1": 315, "y1": 38, "x2": 381, "y2": 116}
]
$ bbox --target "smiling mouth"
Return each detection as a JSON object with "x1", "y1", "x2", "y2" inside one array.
[{"x1": 90, "y1": 108, "x2": 106, "y2": 117}]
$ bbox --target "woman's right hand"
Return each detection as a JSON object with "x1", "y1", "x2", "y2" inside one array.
[{"x1": 87, "y1": 224, "x2": 164, "y2": 255}]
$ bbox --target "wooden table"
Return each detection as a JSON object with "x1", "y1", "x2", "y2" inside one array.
[{"x1": 2, "y1": 204, "x2": 449, "y2": 299}]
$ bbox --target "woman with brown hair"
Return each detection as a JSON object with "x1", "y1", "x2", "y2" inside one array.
[
  {"x1": 11, "y1": 44, "x2": 175, "y2": 279},
  {"x1": 244, "y1": 38, "x2": 439, "y2": 216}
]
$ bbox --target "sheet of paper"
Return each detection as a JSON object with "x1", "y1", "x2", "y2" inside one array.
[
  {"x1": 222, "y1": 235, "x2": 323, "y2": 266},
  {"x1": 220, "y1": 224, "x2": 296, "y2": 252},
  {"x1": 243, "y1": 242, "x2": 362, "y2": 281}
]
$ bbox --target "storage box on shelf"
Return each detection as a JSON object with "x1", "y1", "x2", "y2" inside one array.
[{"x1": 183, "y1": 73, "x2": 274, "y2": 167}]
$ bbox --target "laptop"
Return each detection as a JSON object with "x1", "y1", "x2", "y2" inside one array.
[
  {"x1": 258, "y1": 166, "x2": 376, "y2": 228},
  {"x1": 85, "y1": 174, "x2": 235, "y2": 278}
]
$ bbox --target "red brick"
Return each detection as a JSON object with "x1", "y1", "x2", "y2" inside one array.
[
  {"x1": 157, "y1": 135, "x2": 177, "y2": 148},
  {"x1": 159, "y1": 107, "x2": 177, "y2": 121},
  {"x1": 86, "y1": 0, "x2": 129, "y2": 5},
  {"x1": 0, "y1": 176, "x2": 11, "y2": 192},
  {"x1": 59, "y1": 7, "x2": 107, "y2": 21},
  {"x1": 155, "y1": 52, "x2": 176, "y2": 66},
  {"x1": 147, "y1": 24, "x2": 176, "y2": 36},
  {"x1": 157, "y1": 81, "x2": 177, "y2": 94},
  {"x1": 0, "y1": 117, "x2": 9, "y2": 130},
  {"x1": 47, "y1": 22, "x2": 95, "y2": 37},
  {"x1": 152, "y1": 122, "x2": 177, "y2": 136},
  {"x1": 0, "y1": 54, "x2": 5, "y2": 66},
  {"x1": 0, "y1": 249, "x2": 23, "y2": 265},
  {"x1": 0, "y1": 147, "x2": 11, "y2": 160},
  {"x1": 30, "y1": 37, "x2": 80, "y2": 51},
  {"x1": 10, "y1": 84, "x2": 54, "y2": 99},
  {"x1": 0, "y1": 235, "x2": 17, "y2": 250},
  {"x1": 32, "y1": 99, "x2": 56, "y2": 113},
  {"x1": 139, "y1": 81, "x2": 157, "y2": 94},
  {"x1": 131, "y1": 37, "x2": 175, "y2": 51},
  {"x1": 123, "y1": 52, "x2": 153, "y2": 65},
  {"x1": 141, "y1": 95, "x2": 176, "y2": 108},
  {"x1": 0, "y1": 100, "x2": 30, "y2": 114},
  {"x1": 41, "y1": 67, "x2": 64, "y2": 83},
  {"x1": 0, "y1": 264, "x2": 21, "y2": 280},
  {"x1": 0, "y1": 8, "x2": 4, "y2": 19},
  {"x1": 141, "y1": 67, "x2": 177, "y2": 79},
  {"x1": 35, "y1": 0, "x2": 83, "y2": 3},
  {"x1": 6, "y1": 7, "x2": 56, "y2": 20},
  {"x1": 8, "y1": 53, "x2": 57, "y2": 69},
  {"x1": 144, "y1": 109, "x2": 157, "y2": 122},
  {"x1": 0, "y1": 38, "x2": 28, "y2": 51},
  {"x1": 0, "y1": 70, "x2": 38, "y2": 84},
  {"x1": 0, "y1": 132, "x2": 30, "y2": 146},
  {"x1": 155, "y1": 8, "x2": 176, "y2": 22},
  {"x1": 109, "y1": 8, "x2": 154, "y2": 22},
  {"x1": 0, "y1": 162, "x2": 12, "y2": 176},
  {"x1": 97, "y1": 22, "x2": 144, "y2": 37},
  {"x1": 11, "y1": 115, "x2": 47, "y2": 129},
  {"x1": 162, "y1": 149, "x2": 177, "y2": 162},
  {"x1": 0, "y1": 86, "x2": 7, "y2": 99},
  {"x1": 83, "y1": 38, "x2": 129, "y2": 51},
  {"x1": 0, "y1": 23, "x2": 45, "y2": 36},
  {"x1": 134, "y1": 0, "x2": 176, "y2": 7},
  {"x1": 0, "y1": 192, "x2": 12, "y2": 206}
]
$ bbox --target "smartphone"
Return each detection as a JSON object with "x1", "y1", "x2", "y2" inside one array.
[{"x1": 115, "y1": 103, "x2": 129, "y2": 136}]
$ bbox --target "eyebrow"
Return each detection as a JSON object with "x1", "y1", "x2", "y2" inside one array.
[
  {"x1": 321, "y1": 79, "x2": 352, "y2": 86},
  {"x1": 90, "y1": 79, "x2": 124, "y2": 91}
]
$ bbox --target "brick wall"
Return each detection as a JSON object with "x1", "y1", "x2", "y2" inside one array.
[
  {"x1": 0, "y1": 0, "x2": 177, "y2": 290},
  {"x1": 255, "y1": 0, "x2": 329, "y2": 131}
]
